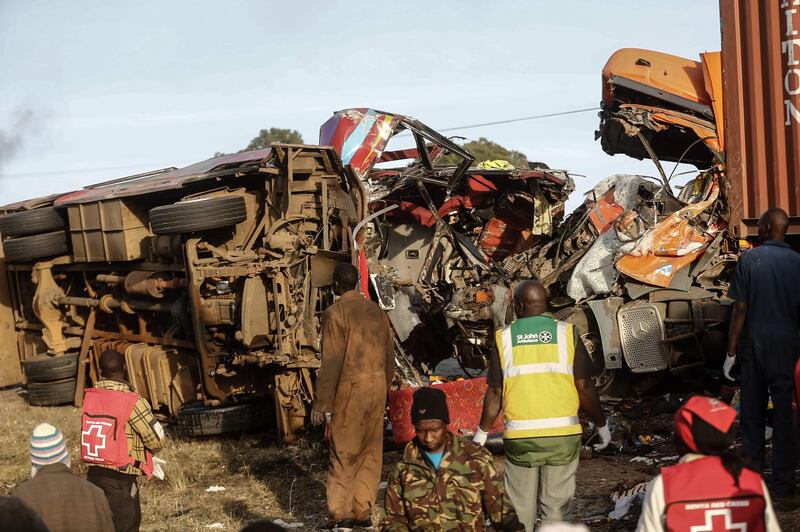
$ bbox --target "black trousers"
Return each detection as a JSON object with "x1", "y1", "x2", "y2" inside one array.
[
  {"x1": 87, "y1": 466, "x2": 141, "y2": 532},
  {"x1": 739, "y1": 331, "x2": 800, "y2": 498}
]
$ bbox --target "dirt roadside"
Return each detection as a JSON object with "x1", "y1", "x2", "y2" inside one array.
[{"x1": 1, "y1": 389, "x2": 798, "y2": 531}]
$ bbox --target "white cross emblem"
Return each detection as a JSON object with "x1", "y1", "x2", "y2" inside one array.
[
  {"x1": 689, "y1": 509, "x2": 748, "y2": 532},
  {"x1": 539, "y1": 331, "x2": 552, "y2": 343},
  {"x1": 82, "y1": 421, "x2": 111, "y2": 458}
]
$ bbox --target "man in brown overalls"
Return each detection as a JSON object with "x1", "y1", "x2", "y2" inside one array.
[{"x1": 312, "y1": 263, "x2": 395, "y2": 531}]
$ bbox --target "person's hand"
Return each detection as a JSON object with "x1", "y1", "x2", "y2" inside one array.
[
  {"x1": 152, "y1": 456, "x2": 166, "y2": 480},
  {"x1": 311, "y1": 410, "x2": 329, "y2": 426},
  {"x1": 723, "y1": 354, "x2": 737, "y2": 381},
  {"x1": 593, "y1": 424, "x2": 612, "y2": 451},
  {"x1": 472, "y1": 428, "x2": 488, "y2": 446}
]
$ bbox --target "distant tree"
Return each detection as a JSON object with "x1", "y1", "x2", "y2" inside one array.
[
  {"x1": 437, "y1": 137, "x2": 529, "y2": 168},
  {"x1": 215, "y1": 127, "x2": 305, "y2": 157},
  {"x1": 244, "y1": 127, "x2": 304, "y2": 151}
]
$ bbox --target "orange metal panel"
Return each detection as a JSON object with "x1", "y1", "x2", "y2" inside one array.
[
  {"x1": 617, "y1": 177, "x2": 720, "y2": 287},
  {"x1": 720, "y1": 0, "x2": 800, "y2": 236},
  {"x1": 701, "y1": 52, "x2": 726, "y2": 149},
  {"x1": 644, "y1": 107, "x2": 722, "y2": 155},
  {"x1": 602, "y1": 48, "x2": 710, "y2": 107},
  {"x1": 617, "y1": 252, "x2": 703, "y2": 288},
  {"x1": 588, "y1": 188, "x2": 625, "y2": 233}
]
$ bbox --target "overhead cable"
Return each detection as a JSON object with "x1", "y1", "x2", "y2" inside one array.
[
  {"x1": 435, "y1": 106, "x2": 599, "y2": 132},
  {"x1": 0, "y1": 106, "x2": 600, "y2": 178}
]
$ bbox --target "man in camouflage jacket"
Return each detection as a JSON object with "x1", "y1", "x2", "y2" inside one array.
[{"x1": 383, "y1": 387, "x2": 522, "y2": 531}]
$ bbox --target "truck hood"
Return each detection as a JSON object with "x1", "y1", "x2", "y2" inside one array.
[{"x1": 598, "y1": 48, "x2": 724, "y2": 168}]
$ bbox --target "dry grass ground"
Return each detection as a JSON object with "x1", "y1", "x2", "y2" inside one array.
[
  {"x1": 2, "y1": 388, "x2": 799, "y2": 531},
  {"x1": 0, "y1": 388, "x2": 392, "y2": 531}
]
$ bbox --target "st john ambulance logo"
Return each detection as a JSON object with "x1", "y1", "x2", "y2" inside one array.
[{"x1": 516, "y1": 330, "x2": 553, "y2": 344}]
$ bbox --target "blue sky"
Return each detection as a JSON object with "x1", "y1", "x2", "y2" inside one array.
[{"x1": 0, "y1": 1, "x2": 721, "y2": 210}]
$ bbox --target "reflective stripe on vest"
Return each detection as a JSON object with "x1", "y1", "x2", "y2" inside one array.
[
  {"x1": 505, "y1": 416, "x2": 580, "y2": 432},
  {"x1": 497, "y1": 316, "x2": 581, "y2": 439}
]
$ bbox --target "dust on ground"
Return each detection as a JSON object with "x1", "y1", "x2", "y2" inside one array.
[{"x1": 1, "y1": 388, "x2": 799, "y2": 531}]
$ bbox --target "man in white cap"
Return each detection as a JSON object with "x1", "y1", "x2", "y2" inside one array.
[{"x1": 12, "y1": 422, "x2": 114, "y2": 532}]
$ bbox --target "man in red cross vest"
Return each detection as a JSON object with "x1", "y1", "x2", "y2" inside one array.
[
  {"x1": 81, "y1": 349, "x2": 166, "y2": 532},
  {"x1": 637, "y1": 395, "x2": 780, "y2": 531}
]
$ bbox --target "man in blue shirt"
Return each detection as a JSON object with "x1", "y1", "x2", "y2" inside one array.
[{"x1": 726, "y1": 207, "x2": 800, "y2": 499}]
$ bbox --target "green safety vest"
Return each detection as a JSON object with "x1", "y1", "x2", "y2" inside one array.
[{"x1": 496, "y1": 314, "x2": 581, "y2": 439}]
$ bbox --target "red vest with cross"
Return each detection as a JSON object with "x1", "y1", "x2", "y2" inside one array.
[
  {"x1": 80, "y1": 388, "x2": 154, "y2": 479},
  {"x1": 663, "y1": 455, "x2": 766, "y2": 532}
]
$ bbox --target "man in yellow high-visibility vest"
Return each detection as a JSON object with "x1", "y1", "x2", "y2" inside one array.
[{"x1": 474, "y1": 280, "x2": 610, "y2": 530}]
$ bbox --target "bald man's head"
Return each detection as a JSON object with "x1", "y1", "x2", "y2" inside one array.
[
  {"x1": 758, "y1": 208, "x2": 789, "y2": 242},
  {"x1": 99, "y1": 349, "x2": 126, "y2": 379},
  {"x1": 513, "y1": 280, "x2": 549, "y2": 318}
]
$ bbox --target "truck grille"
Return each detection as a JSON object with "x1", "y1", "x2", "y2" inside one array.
[{"x1": 618, "y1": 304, "x2": 668, "y2": 373}]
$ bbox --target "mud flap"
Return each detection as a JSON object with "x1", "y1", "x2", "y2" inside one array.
[{"x1": 0, "y1": 255, "x2": 23, "y2": 386}]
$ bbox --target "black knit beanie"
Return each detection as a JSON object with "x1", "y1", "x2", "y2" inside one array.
[{"x1": 411, "y1": 386, "x2": 450, "y2": 424}]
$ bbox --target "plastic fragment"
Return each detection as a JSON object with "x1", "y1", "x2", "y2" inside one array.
[{"x1": 273, "y1": 518, "x2": 304, "y2": 529}]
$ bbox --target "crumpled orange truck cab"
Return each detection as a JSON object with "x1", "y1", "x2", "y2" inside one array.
[{"x1": 562, "y1": 2, "x2": 799, "y2": 394}]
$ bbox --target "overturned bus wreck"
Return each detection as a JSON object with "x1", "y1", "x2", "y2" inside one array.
[{"x1": 0, "y1": 108, "x2": 573, "y2": 440}]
